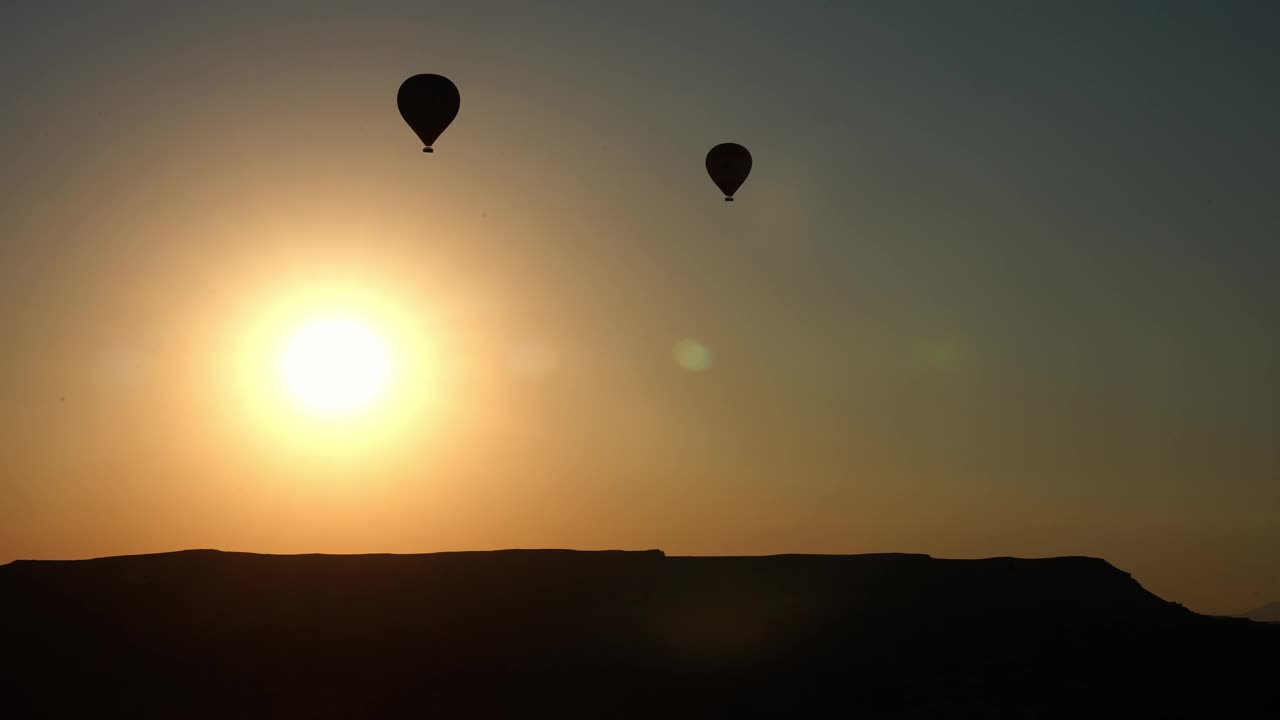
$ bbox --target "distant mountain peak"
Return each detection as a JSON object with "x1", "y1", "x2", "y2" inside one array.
[{"x1": 1243, "y1": 600, "x2": 1280, "y2": 622}]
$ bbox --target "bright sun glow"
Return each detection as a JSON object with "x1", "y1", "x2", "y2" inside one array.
[
  {"x1": 227, "y1": 279, "x2": 449, "y2": 462},
  {"x1": 279, "y1": 316, "x2": 392, "y2": 417}
]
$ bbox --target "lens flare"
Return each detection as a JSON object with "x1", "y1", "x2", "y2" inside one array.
[{"x1": 673, "y1": 339, "x2": 713, "y2": 372}]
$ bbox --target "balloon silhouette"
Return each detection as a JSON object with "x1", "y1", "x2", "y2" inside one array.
[
  {"x1": 705, "y1": 143, "x2": 752, "y2": 201},
  {"x1": 397, "y1": 74, "x2": 460, "y2": 153}
]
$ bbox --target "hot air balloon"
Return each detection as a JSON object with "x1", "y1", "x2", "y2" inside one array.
[
  {"x1": 397, "y1": 74, "x2": 460, "y2": 153},
  {"x1": 705, "y1": 143, "x2": 752, "y2": 201}
]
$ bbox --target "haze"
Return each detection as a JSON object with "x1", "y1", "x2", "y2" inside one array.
[{"x1": 2, "y1": 1, "x2": 1278, "y2": 616}]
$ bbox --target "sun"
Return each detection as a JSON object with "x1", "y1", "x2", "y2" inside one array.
[{"x1": 278, "y1": 316, "x2": 392, "y2": 417}]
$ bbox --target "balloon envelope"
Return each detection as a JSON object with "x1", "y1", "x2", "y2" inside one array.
[
  {"x1": 397, "y1": 74, "x2": 460, "y2": 152},
  {"x1": 705, "y1": 143, "x2": 752, "y2": 200}
]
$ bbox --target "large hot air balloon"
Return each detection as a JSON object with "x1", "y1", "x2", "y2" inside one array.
[
  {"x1": 705, "y1": 143, "x2": 752, "y2": 201},
  {"x1": 397, "y1": 74, "x2": 460, "y2": 153}
]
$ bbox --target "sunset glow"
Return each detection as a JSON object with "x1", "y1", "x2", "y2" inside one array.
[
  {"x1": 279, "y1": 316, "x2": 391, "y2": 417},
  {"x1": 3, "y1": 2, "x2": 1278, "y2": 619}
]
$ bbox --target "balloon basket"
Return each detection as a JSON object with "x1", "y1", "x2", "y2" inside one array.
[
  {"x1": 724, "y1": 197, "x2": 734, "y2": 202},
  {"x1": 423, "y1": 147, "x2": 434, "y2": 153}
]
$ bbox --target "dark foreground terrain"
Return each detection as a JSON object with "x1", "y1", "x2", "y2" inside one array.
[{"x1": 3, "y1": 550, "x2": 1275, "y2": 717}]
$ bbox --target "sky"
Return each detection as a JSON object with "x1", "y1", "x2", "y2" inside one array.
[{"x1": 1, "y1": 1, "x2": 1278, "y2": 615}]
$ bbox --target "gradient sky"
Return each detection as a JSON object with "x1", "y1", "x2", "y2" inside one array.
[{"x1": 2, "y1": 1, "x2": 1278, "y2": 615}]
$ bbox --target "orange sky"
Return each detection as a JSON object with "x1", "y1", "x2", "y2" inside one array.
[{"x1": 2, "y1": 2, "x2": 1279, "y2": 615}]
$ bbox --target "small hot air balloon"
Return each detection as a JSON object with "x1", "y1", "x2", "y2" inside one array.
[
  {"x1": 397, "y1": 74, "x2": 460, "y2": 153},
  {"x1": 705, "y1": 142, "x2": 752, "y2": 201}
]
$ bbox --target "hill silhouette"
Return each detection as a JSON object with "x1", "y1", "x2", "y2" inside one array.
[{"x1": 3, "y1": 549, "x2": 1275, "y2": 717}]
